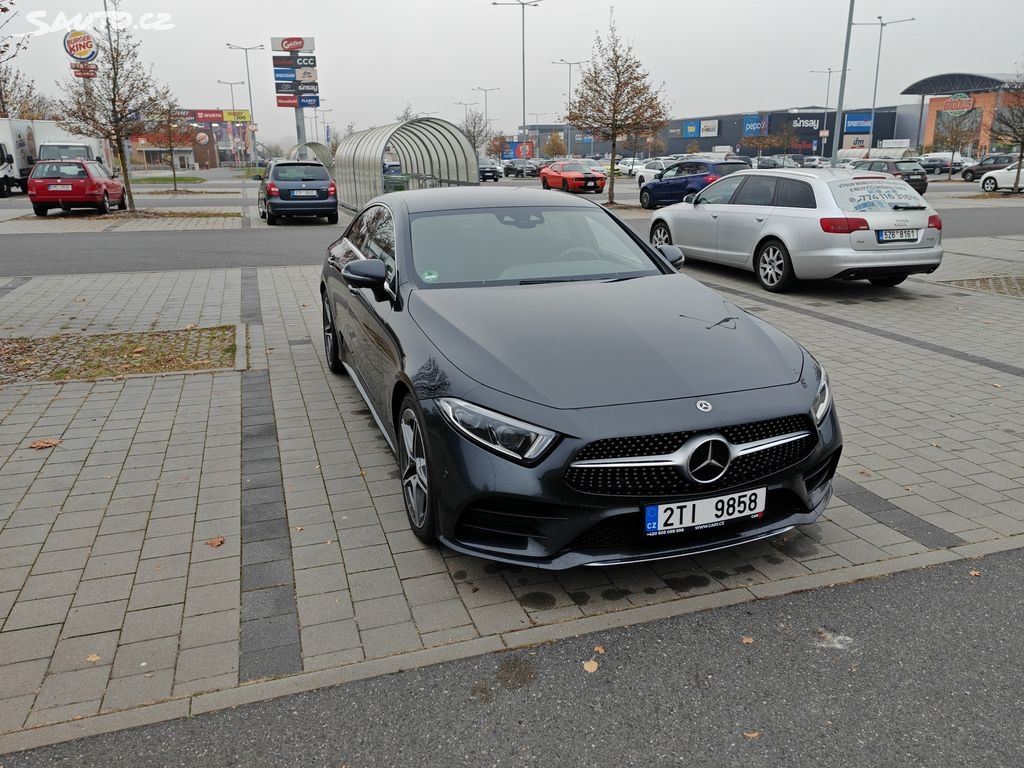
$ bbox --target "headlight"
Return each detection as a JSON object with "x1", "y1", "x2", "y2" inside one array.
[
  {"x1": 811, "y1": 362, "x2": 831, "y2": 424},
  {"x1": 437, "y1": 398, "x2": 557, "y2": 463}
]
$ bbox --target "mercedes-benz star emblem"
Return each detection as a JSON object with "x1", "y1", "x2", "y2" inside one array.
[
  {"x1": 686, "y1": 437, "x2": 731, "y2": 483},
  {"x1": 696, "y1": 400, "x2": 712, "y2": 413}
]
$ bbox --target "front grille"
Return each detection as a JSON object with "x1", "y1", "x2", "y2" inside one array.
[
  {"x1": 569, "y1": 489, "x2": 805, "y2": 551},
  {"x1": 565, "y1": 415, "x2": 816, "y2": 497}
]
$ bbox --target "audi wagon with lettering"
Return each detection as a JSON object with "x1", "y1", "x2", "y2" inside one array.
[
  {"x1": 649, "y1": 168, "x2": 943, "y2": 291},
  {"x1": 320, "y1": 187, "x2": 842, "y2": 569}
]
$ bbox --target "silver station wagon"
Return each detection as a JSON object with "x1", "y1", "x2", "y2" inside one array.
[{"x1": 648, "y1": 168, "x2": 943, "y2": 291}]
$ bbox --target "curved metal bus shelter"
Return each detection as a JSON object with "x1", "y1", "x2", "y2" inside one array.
[
  {"x1": 286, "y1": 141, "x2": 334, "y2": 170},
  {"x1": 333, "y1": 118, "x2": 478, "y2": 211}
]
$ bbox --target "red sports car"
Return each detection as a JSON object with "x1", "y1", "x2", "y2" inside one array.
[
  {"x1": 27, "y1": 160, "x2": 126, "y2": 216},
  {"x1": 539, "y1": 161, "x2": 606, "y2": 194}
]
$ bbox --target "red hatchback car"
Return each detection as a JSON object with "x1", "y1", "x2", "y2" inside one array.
[
  {"x1": 540, "y1": 161, "x2": 606, "y2": 194},
  {"x1": 28, "y1": 160, "x2": 126, "y2": 216}
]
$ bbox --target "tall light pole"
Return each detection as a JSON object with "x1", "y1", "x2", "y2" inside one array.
[
  {"x1": 811, "y1": 67, "x2": 849, "y2": 158},
  {"x1": 473, "y1": 86, "x2": 500, "y2": 130},
  {"x1": 218, "y1": 80, "x2": 244, "y2": 166},
  {"x1": 553, "y1": 58, "x2": 585, "y2": 156},
  {"x1": 226, "y1": 42, "x2": 264, "y2": 164},
  {"x1": 830, "y1": 0, "x2": 857, "y2": 168},
  {"x1": 455, "y1": 100, "x2": 478, "y2": 119},
  {"x1": 493, "y1": 0, "x2": 544, "y2": 142},
  {"x1": 852, "y1": 15, "x2": 914, "y2": 149}
]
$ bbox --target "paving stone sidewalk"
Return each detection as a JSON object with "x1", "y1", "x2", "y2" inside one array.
[
  {"x1": 0, "y1": 208, "x2": 244, "y2": 236},
  {"x1": 0, "y1": 235, "x2": 1022, "y2": 750}
]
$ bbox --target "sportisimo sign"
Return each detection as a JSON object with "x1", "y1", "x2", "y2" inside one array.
[
  {"x1": 63, "y1": 30, "x2": 97, "y2": 62},
  {"x1": 844, "y1": 113, "x2": 872, "y2": 133}
]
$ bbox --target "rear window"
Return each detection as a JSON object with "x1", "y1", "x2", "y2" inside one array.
[
  {"x1": 715, "y1": 162, "x2": 749, "y2": 176},
  {"x1": 31, "y1": 162, "x2": 86, "y2": 178},
  {"x1": 272, "y1": 164, "x2": 330, "y2": 181},
  {"x1": 827, "y1": 178, "x2": 925, "y2": 212},
  {"x1": 896, "y1": 162, "x2": 924, "y2": 172}
]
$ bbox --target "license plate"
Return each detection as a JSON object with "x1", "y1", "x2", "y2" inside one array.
[
  {"x1": 49, "y1": 184, "x2": 73, "y2": 191},
  {"x1": 291, "y1": 190, "x2": 317, "y2": 197},
  {"x1": 877, "y1": 229, "x2": 918, "y2": 242},
  {"x1": 586, "y1": 182, "x2": 594, "y2": 187},
  {"x1": 644, "y1": 487, "x2": 766, "y2": 536}
]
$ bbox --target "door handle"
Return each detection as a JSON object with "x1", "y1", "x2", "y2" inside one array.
[
  {"x1": 711, "y1": 214, "x2": 718, "y2": 219},
  {"x1": 755, "y1": 217, "x2": 764, "y2": 222}
]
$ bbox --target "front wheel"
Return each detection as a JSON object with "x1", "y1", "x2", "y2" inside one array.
[
  {"x1": 981, "y1": 177, "x2": 998, "y2": 192},
  {"x1": 397, "y1": 395, "x2": 437, "y2": 544},
  {"x1": 561, "y1": 180, "x2": 569, "y2": 193},
  {"x1": 869, "y1": 275, "x2": 908, "y2": 287},
  {"x1": 639, "y1": 189, "x2": 653, "y2": 209},
  {"x1": 755, "y1": 240, "x2": 796, "y2": 292},
  {"x1": 650, "y1": 221, "x2": 672, "y2": 246},
  {"x1": 0, "y1": 178, "x2": 8, "y2": 198},
  {"x1": 541, "y1": 176, "x2": 549, "y2": 189},
  {"x1": 321, "y1": 295, "x2": 345, "y2": 375}
]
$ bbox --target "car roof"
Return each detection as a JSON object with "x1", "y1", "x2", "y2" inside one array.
[
  {"x1": 731, "y1": 168, "x2": 892, "y2": 182},
  {"x1": 379, "y1": 186, "x2": 599, "y2": 213}
]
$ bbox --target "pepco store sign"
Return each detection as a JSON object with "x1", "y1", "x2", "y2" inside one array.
[{"x1": 271, "y1": 36, "x2": 315, "y2": 52}]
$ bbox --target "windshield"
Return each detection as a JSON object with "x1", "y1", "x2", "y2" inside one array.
[
  {"x1": 827, "y1": 178, "x2": 927, "y2": 212},
  {"x1": 272, "y1": 164, "x2": 330, "y2": 181},
  {"x1": 31, "y1": 162, "x2": 86, "y2": 178},
  {"x1": 562, "y1": 162, "x2": 586, "y2": 172},
  {"x1": 409, "y1": 206, "x2": 661, "y2": 287},
  {"x1": 38, "y1": 145, "x2": 90, "y2": 160}
]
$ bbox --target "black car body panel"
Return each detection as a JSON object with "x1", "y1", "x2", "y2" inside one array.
[{"x1": 321, "y1": 188, "x2": 842, "y2": 569}]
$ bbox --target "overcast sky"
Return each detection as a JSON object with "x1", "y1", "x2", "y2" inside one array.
[{"x1": 9, "y1": 0, "x2": 1023, "y2": 146}]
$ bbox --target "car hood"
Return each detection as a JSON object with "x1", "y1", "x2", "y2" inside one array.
[{"x1": 408, "y1": 274, "x2": 804, "y2": 409}]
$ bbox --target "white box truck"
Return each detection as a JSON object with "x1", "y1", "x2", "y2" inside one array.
[{"x1": 0, "y1": 118, "x2": 111, "y2": 196}]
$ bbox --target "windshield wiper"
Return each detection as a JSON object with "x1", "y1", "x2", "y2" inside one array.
[
  {"x1": 519, "y1": 277, "x2": 588, "y2": 285},
  {"x1": 892, "y1": 203, "x2": 926, "y2": 210},
  {"x1": 603, "y1": 275, "x2": 647, "y2": 283}
]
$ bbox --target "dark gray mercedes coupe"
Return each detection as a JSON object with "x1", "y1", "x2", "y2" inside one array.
[{"x1": 320, "y1": 187, "x2": 841, "y2": 569}]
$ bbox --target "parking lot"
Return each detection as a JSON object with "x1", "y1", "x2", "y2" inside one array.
[{"x1": 1, "y1": 176, "x2": 1023, "y2": 752}]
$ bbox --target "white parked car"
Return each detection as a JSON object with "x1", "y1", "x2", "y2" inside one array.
[
  {"x1": 615, "y1": 158, "x2": 641, "y2": 175},
  {"x1": 634, "y1": 159, "x2": 674, "y2": 186},
  {"x1": 979, "y1": 162, "x2": 1024, "y2": 193},
  {"x1": 648, "y1": 168, "x2": 943, "y2": 292}
]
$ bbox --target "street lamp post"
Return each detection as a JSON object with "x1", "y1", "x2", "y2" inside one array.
[
  {"x1": 852, "y1": 15, "x2": 914, "y2": 148},
  {"x1": 226, "y1": 43, "x2": 264, "y2": 164},
  {"x1": 217, "y1": 79, "x2": 244, "y2": 166},
  {"x1": 472, "y1": 86, "x2": 500, "y2": 132},
  {"x1": 553, "y1": 58, "x2": 585, "y2": 156},
  {"x1": 830, "y1": 0, "x2": 857, "y2": 168},
  {"x1": 492, "y1": 0, "x2": 544, "y2": 142},
  {"x1": 455, "y1": 101, "x2": 478, "y2": 120},
  {"x1": 811, "y1": 67, "x2": 849, "y2": 158}
]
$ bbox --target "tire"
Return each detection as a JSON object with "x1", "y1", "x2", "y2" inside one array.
[
  {"x1": 755, "y1": 240, "x2": 796, "y2": 292},
  {"x1": 117, "y1": 192, "x2": 127, "y2": 211},
  {"x1": 639, "y1": 189, "x2": 654, "y2": 209},
  {"x1": 257, "y1": 198, "x2": 267, "y2": 219},
  {"x1": 0, "y1": 178, "x2": 8, "y2": 198},
  {"x1": 541, "y1": 176, "x2": 549, "y2": 189},
  {"x1": 637, "y1": 175, "x2": 645, "y2": 187},
  {"x1": 650, "y1": 221, "x2": 672, "y2": 246},
  {"x1": 962, "y1": 171, "x2": 975, "y2": 182},
  {"x1": 266, "y1": 210, "x2": 278, "y2": 226},
  {"x1": 397, "y1": 394, "x2": 437, "y2": 544},
  {"x1": 561, "y1": 180, "x2": 569, "y2": 193},
  {"x1": 869, "y1": 275, "x2": 908, "y2": 287},
  {"x1": 321, "y1": 295, "x2": 345, "y2": 375},
  {"x1": 981, "y1": 177, "x2": 998, "y2": 192},
  {"x1": 327, "y1": 212, "x2": 339, "y2": 224},
  {"x1": 96, "y1": 193, "x2": 109, "y2": 215},
  {"x1": 32, "y1": 204, "x2": 48, "y2": 217}
]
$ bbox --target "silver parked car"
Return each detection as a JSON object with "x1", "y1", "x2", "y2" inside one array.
[{"x1": 648, "y1": 168, "x2": 943, "y2": 291}]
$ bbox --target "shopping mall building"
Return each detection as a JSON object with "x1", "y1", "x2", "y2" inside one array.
[{"x1": 523, "y1": 72, "x2": 1019, "y2": 159}]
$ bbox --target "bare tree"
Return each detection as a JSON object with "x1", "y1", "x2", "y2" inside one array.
[
  {"x1": 0, "y1": 63, "x2": 37, "y2": 117},
  {"x1": 459, "y1": 109, "x2": 489, "y2": 154},
  {"x1": 543, "y1": 131, "x2": 566, "y2": 157},
  {"x1": 565, "y1": 13, "x2": 669, "y2": 203},
  {"x1": 395, "y1": 103, "x2": 416, "y2": 122},
  {"x1": 988, "y1": 74, "x2": 1024, "y2": 193},
  {"x1": 0, "y1": 0, "x2": 29, "y2": 65},
  {"x1": 149, "y1": 101, "x2": 193, "y2": 191},
  {"x1": 343, "y1": 121, "x2": 355, "y2": 137},
  {"x1": 55, "y1": 0, "x2": 168, "y2": 212},
  {"x1": 932, "y1": 109, "x2": 980, "y2": 180}
]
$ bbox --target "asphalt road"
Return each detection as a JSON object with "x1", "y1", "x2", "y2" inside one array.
[{"x1": 8, "y1": 549, "x2": 1021, "y2": 767}]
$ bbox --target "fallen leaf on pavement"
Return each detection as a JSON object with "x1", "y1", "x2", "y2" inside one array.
[
  {"x1": 858, "y1": 469, "x2": 872, "y2": 477},
  {"x1": 301, "y1": 304, "x2": 310, "y2": 308},
  {"x1": 741, "y1": 636, "x2": 754, "y2": 644},
  {"x1": 185, "y1": 323, "x2": 197, "y2": 330},
  {"x1": 29, "y1": 438, "x2": 62, "y2": 449},
  {"x1": 594, "y1": 645, "x2": 605, "y2": 655},
  {"x1": 295, "y1": 526, "x2": 304, "y2": 532},
  {"x1": 85, "y1": 654, "x2": 101, "y2": 663},
  {"x1": 582, "y1": 660, "x2": 599, "y2": 673},
  {"x1": 132, "y1": 346, "x2": 146, "y2": 354},
  {"x1": 743, "y1": 731, "x2": 761, "y2": 740},
  {"x1": 992, "y1": 383, "x2": 1002, "y2": 388},
  {"x1": 204, "y1": 536, "x2": 225, "y2": 548},
  {"x1": 969, "y1": 569, "x2": 982, "y2": 577}
]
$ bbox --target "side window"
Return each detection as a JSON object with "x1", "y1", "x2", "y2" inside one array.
[
  {"x1": 697, "y1": 174, "x2": 744, "y2": 204},
  {"x1": 345, "y1": 209, "x2": 373, "y2": 252},
  {"x1": 362, "y1": 206, "x2": 397, "y2": 282},
  {"x1": 870, "y1": 162, "x2": 888, "y2": 173},
  {"x1": 661, "y1": 165, "x2": 680, "y2": 179},
  {"x1": 776, "y1": 179, "x2": 816, "y2": 209},
  {"x1": 691, "y1": 164, "x2": 709, "y2": 175},
  {"x1": 732, "y1": 176, "x2": 778, "y2": 206}
]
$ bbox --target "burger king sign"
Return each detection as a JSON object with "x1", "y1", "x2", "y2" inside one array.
[{"x1": 64, "y1": 30, "x2": 98, "y2": 63}]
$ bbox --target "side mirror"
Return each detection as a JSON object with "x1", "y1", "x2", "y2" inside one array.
[
  {"x1": 111, "y1": 169, "x2": 119, "y2": 177},
  {"x1": 655, "y1": 171, "x2": 664, "y2": 180},
  {"x1": 253, "y1": 174, "x2": 262, "y2": 180},
  {"x1": 27, "y1": 156, "x2": 35, "y2": 165},
  {"x1": 657, "y1": 244, "x2": 685, "y2": 267},
  {"x1": 95, "y1": 156, "x2": 103, "y2": 164},
  {"x1": 4, "y1": 153, "x2": 13, "y2": 165},
  {"x1": 341, "y1": 258, "x2": 387, "y2": 291},
  {"x1": 684, "y1": 193, "x2": 697, "y2": 204}
]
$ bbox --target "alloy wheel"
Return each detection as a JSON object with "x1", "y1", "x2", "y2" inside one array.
[
  {"x1": 758, "y1": 245, "x2": 785, "y2": 287},
  {"x1": 399, "y1": 408, "x2": 430, "y2": 528},
  {"x1": 650, "y1": 223, "x2": 671, "y2": 245}
]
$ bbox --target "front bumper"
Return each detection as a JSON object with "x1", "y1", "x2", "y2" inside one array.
[{"x1": 422, "y1": 395, "x2": 842, "y2": 570}]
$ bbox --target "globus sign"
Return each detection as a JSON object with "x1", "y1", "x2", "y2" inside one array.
[
  {"x1": 943, "y1": 93, "x2": 974, "y2": 117},
  {"x1": 63, "y1": 30, "x2": 97, "y2": 62}
]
